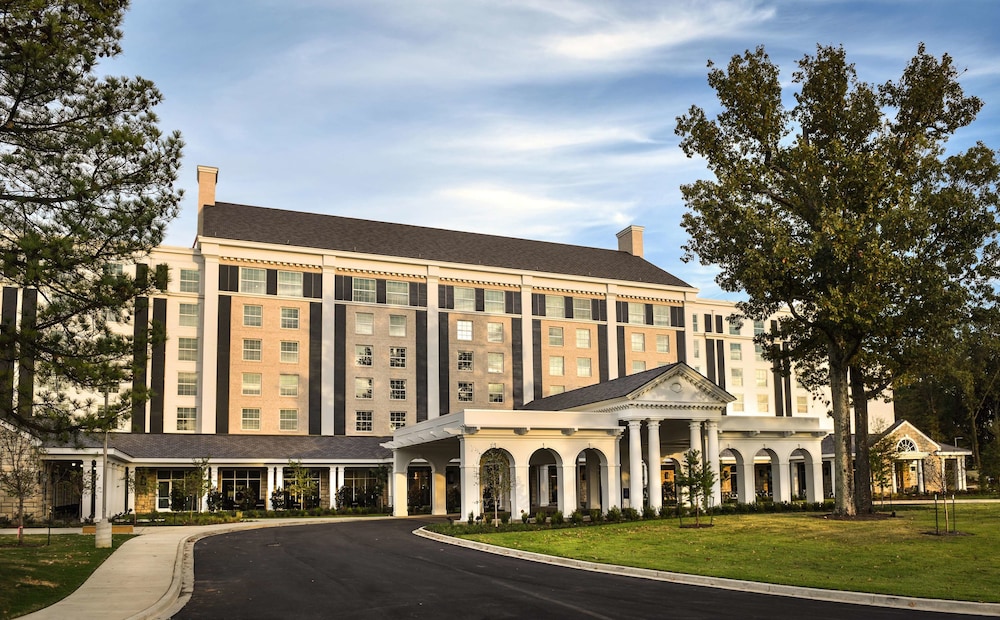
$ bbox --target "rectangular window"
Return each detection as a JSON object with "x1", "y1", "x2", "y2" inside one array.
[
  {"x1": 548, "y1": 326, "x2": 564, "y2": 346},
  {"x1": 656, "y1": 334, "x2": 670, "y2": 353},
  {"x1": 754, "y1": 320, "x2": 766, "y2": 335},
  {"x1": 390, "y1": 346, "x2": 406, "y2": 368},
  {"x1": 755, "y1": 344, "x2": 764, "y2": 361},
  {"x1": 488, "y1": 383, "x2": 504, "y2": 403},
  {"x1": 484, "y1": 290, "x2": 505, "y2": 313},
  {"x1": 355, "y1": 377, "x2": 373, "y2": 399},
  {"x1": 389, "y1": 315, "x2": 406, "y2": 337},
  {"x1": 796, "y1": 396, "x2": 808, "y2": 414},
  {"x1": 281, "y1": 341, "x2": 299, "y2": 363},
  {"x1": 353, "y1": 277, "x2": 376, "y2": 303},
  {"x1": 577, "y1": 357, "x2": 592, "y2": 377},
  {"x1": 652, "y1": 305, "x2": 671, "y2": 326},
  {"x1": 278, "y1": 271, "x2": 303, "y2": 297},
  {"x1": 242, "y1": 372, "x2": 262, "y2": 395},
  {"x1": 279, "y1": 409, "x2": 298, "y2": 431},
  {"x1": 628, "y1": 302, "x2": 645, "y2": 325},
  {"x1": 180, "y1": 269, "x2": 200, "y2": 293},
  {"x1": 177, "y1": 372, "x2": 198, "y2": 396},
  {"x1": 355, "y1": 344, "x2": 373, "y2": 366},
  {"x1": 573, "y1": 298, "x2": 592, "y2": 320},
  {"x1": 487, "y1": 352, "x2": 504, "y2": 373},
  {"x1": 545, "y1": 295, "x2": 565, "y2": 318},
  {"x1": 691, "y1": 314, "x2": 699, "y2": 332},
  {"x1": 730, "y1": 343, "x2": 742, "y2": 361},
  {"x1": 757, "y1": 394, "x2": 770, "y2": 413},
  {"x1": 576, "y1": 328, "x2": 591, "y2": 349},
  {"x1": 390, "y1": 379, "x2": 406, "y2": 400},
  {"x1": 549, "y1": 356, "x2": 564, "y2": 376},
  {"x1": 549, "y1": 385, "x2": 565, "y2": 395},
  {"x1": 355, "y1": 410, "x2": 373, "y2": 432},
  {"x1": 631, "y1": 333, "x2": 645, "y2": 352},
  {"x1": 240, "y1": 267, "x2": 266, "y2": 294},
  {"x1": 755, "y1": 369, "x2": 768, "y2": 387},
  {"x1": 280, "y1": 307, "x2": 299, "y2": 329},
  {"x1": 454, "y1": 286, "x2": 476, "y2": 311},
  {"x1": 457, "y1": 382, "x2": 474, "y2": 402},
  {"x1": 243, "y1": 339, "x2": 261, "y2": 361},
  {"x1": 632, "y1": 360, "x2": 647, "y2": 373},
  {"x1": 243, "y1": 304, "x2": 262, "y2": 327},
  {"x1": 457, "y1": 351, "x2": 473, "y2": 371},
  {"x1": 733, "y1": 394, "x2": 745, "y2": 413},
  {"x1": 693, "y1": 339, "x2": 700, "y2": 359},
  {"x1": 178, "y1": 337, "x2": 198, "y2": 361},
  {"x1": 487, "y1": 322, "x2": 504, "y2": 343},
  {"x1": 179, "y1": 303, "x2": 198, "y2": 327},
  {"x1": 356, "y1": 312, "x2": 374, "y2": 335},
  {"x1": 731, "y1": 368, "x2": 743, "y2": 387},
  {"x1": 242, "y1": 408, "x2": 261, "y2": 431},
  {"x1": 729, "y1": 320, "x2": 740, "y2": 335},
  {"x1": 386, "y1": 280, "x2": 409, "y2": 305},
  {"x1": 456, "y1": 320, "x2": 473, "y2": 341},
  {"x1": 280, "y1": 374, "x2": 299, "y2": 397},
  {"x1": 176, "y1": 407, "x2": 196, "y2": 431},
  {"x1": 390, "y1": 411, "x2": 407, "y2": 430}
]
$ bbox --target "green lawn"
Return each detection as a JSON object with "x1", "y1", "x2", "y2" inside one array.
[
  {"x1": 458, "y1": 504, "x2": 1000, "y2": 602},
  {"x1": 0, "y1": 535, "x2": 132, "y2": 619}
]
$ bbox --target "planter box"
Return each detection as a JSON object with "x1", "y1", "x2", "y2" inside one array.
[{"x1": 82, "y1": 524, "x2": 134, "y2": 534}]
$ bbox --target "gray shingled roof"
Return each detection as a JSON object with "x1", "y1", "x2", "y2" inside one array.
[
  {"x1": 201, "y1": 202, "x2": 692, "y2": 288},
  {"x1": 47, "y1": 433, "x2": 392, "y2": 461},
  {"x1": 518, "y1": 363, "x2": 681, "y2": 411}
]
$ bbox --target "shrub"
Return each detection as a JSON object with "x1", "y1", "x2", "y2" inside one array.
[
  {"x1": 468, "y1": 511, "x2": 475, "y2": 525},
  {"x1": 642, "y1": 505, "x2": 658, "y2": 520},
  {"x1": 605, "y1": 506, "x2": 622, "y2": 522},
  {"x1": 589, "y1": 508, "x2": 603, "y2": 523},
  {"x1": 658, "y1": 504, "x2": 674, "y2": 518},
  {"x1": 551, "y1": 511, "x2": 564, "y2": 525},
  {"x1": 622, "y1": 507, "x2": 640, "y2": 521},
  {"x1": 520, "y1": 510, "x2": 529, "y2": 524},
  {"x1": 570, "y1": 509, "x2": 585, "y2": 525}
]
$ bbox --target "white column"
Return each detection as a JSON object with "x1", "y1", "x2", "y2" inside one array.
[
  {"x1": 559, "y1": 462, "x2": 578, "y2": 515},
  {"x1": 807, "y1": 457, "x2": 824, "y2": 503},
  {"x1": 393, "y1": 451, "x2": 411, "y2": 517},
  {"x1": 458, "y1": 438, "x2": 478, "y2": 519},
  {"x1": 321, "y1": 258, "x2": 337, "y2": 434},
  {"x1": 426, "y1": 268, "x2": 440, "y2": 419},
  {"x1": 688, "y1": 420, "x2": 702, "y2": 455},
  {"x1": 94, "y1": 459, "x2": 106, "y2": 521},
  {"x1": 329, "y1": 466, "x2": 338, "y2": 508},
  {"x1": 773, "y1": 459, "x2": 791, "y2": 503},
  {"x1": 646, "y1": 420, "x2": 662, "y2": 511},
  {"x1": 539, "y1": 466, "x2": 551, "y2": 506},
  {"x1": 917, "y1": 459, "x2": 925, "y2": 493},
  {"x1": 959, "y1": 457, "x2": 967, "y2": 491},
  {"x1": 705, "y1": 421, "x2": 721, "y2": 508},
  {"x1": 627, "y1": 420, "x2": 643, "y2": 509},
  {"x1": 891, "y1": 462, "x2": 898, "y2": 494},
  {"x1": 428, "y1": 455, "x2": 449, "y2": 516},
  {"x1": 265, "y1": 466, "x2": 277, "y2": 511},
  {"x1": 737, "y1": 459, "x2": 755, "y2": 504},
  {"x1": 513, "y1": 463, "x2": 530, "y2": 518},
  {"x1": 585, "y1": 457, "x2": 601, "y2": 511}
]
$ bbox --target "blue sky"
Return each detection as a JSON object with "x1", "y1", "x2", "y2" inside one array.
[{"x1": 104, "y1": 0, "x2": 1000, "y2": 299}]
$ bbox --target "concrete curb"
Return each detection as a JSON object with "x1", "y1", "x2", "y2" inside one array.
[{"x1": 414, "y1": 527, "x2": 1000, "y2": 617}]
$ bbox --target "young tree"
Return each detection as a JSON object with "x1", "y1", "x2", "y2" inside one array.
[
  {"x1": 0, "y1": 422, "x2": 42, "y2": 544},
  {"x1": 675, "y1": 449, "x2": 717, "y2": 526},
  {"x1": 676, "y1": 44, "x2": 1000, "y2": 515},
  {"x1": 0, "y1": 0, "x2": 183, "y2": 438},
  {"x1": 286, "y1": 460, "x2": 318, "y2": 510},
  {"x1": 479, "y1": 448, "x2": 511, "y2": 526},
  {"x1": 868, "y1": 424, "x2": 903, "y2": 508}
]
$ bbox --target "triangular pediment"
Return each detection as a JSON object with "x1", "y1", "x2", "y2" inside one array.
[{"x1": 626, "y1": 363, "x2": 735, "y2": 408}]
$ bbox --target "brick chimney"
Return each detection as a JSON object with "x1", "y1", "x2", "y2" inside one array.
[
  {"x1": 196, "y1": 165, "x2": 219, "y2": 236},
  {"x1": 616, "y1": 225, "x2": 644, "y2": 258}
]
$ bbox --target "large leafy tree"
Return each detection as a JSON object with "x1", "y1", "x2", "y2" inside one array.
[
  {"x1": 676, "y1": 44, "x2": 999, "y2": 515},
  {"x1": 0, "y1": 0, "x2": 182, "y2": 437}
]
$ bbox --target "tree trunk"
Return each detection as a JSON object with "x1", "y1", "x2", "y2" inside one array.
[
  {"x1": 851, "y1": 366, "x2": 874, "y2": 514},
  {"x1": 829, "y1": 348, "x2": 856, "y2": 516}
]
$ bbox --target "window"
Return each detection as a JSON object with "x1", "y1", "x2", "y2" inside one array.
[
  {"x1": 632, "y1": 360, "x2": 646, "y2": 373},
  {"x1": 733, "y1": 394, "x2": 745, "y2": 413},
  {"x1": 652, "y1": 305, "x2": 671, "y2": 326},
  {"x1": 386, "y1": 280, "x2": 409, "y2": 305},
  {"x1": 656, "y1": 334, "x2": 670, "y2": 353},
  {"x1": 179, "y1": 303, "x2": 198, "y2": 327},
  {"x1": 356, "y1": 312, "x2": 374, "y2": 335},
  {"x1": 389, "y1": 315, "x2": 406, "y2": 337},
  {"x1": 178, "y1": 337, "x2": 198, "y2": 361},
  {"x1": 355, "y1": 377, "x2": 373, "y2": 399},
  {"x1": 796, "y1": 396, "x2": 808, "y2": 414},
  {"x1": 757, "y1": 394, "x2": 770, "y2": 413},
  {"x1": 242, "y1": 408, "x2": 261, "y2": 431},
  {"x1": 897, "y1": 438, "x2": 917, "y2": 452},
  {"x1": 390, "y1": 379, "x2": 406, "y2": 400},
  {"x1": 355, "y1": 345, "x2": 373, "y2": 367},
  {"x1": 243, "y1": 339, "x2": 261, "y2": 361},
  {"x1": 176, "y1": 407, "x2": 196, "y2": 431},
  {"x1": 281, "y1": 341, "x2": 299, "y2": 363},
  {"x1": 549, "y1": 385, "x2": 565, "y2": 395},
  {"x1": 693, "y1": 339, "x2": 700, "y2": 359},
  {"x1": 177, "y1": 372, "x2": 197, "y2": 396},
  {"x1": 576, "y1": 329, "x2": 591, "y2": 349},
  {"x1": 457, "y1": 382, "x2": 474, "y2": 402},
  {"x1": 279, "y1": 409, "x2": 298, "y2": 431},
  {"x1": 390, "y1": 411, "x2": 407, "y2": 430},
  {"x1": 729, "y1": 320, "x2": 740, "y2": 335},
  {"x1": 355, "y1": 411, "x2": 373, "y2": 432},
  {"x1": 577, "y1": 358, "x2": 592, "y2": 377},
  {"x1": 484, "y1": 290, "x2": 504, "y2": 313},
  {"x1": 278, "y1": 271, "x2": 303, "y2": 297},
  {"x1": 573, "y1": 298, "x2": 592, "y2": 320},
  {"x1": 488, "y1": 383, "x2": 504, "y2": 403},
  {"x1": 549, "y1": 326, "x2": 564, "y2": 346},
  {"x1": 280, "y1": 374, "x2": 299, "y2": 397},
  {"x1": 631, "y1": 333, "x2": 645, "y2": 352},
  {"x1": 731, "y1": 368, "x2": 743, "y2": 387},
  {"x1": 549, "y1": 356, "x2": 564, "y2": 376},
  {"x1": 104, "y1": 263, "x2": 124, "y2": 277},
  {"x1": 730, "y1": 343, "x2": 742, "y2": 361},
  {"x1": 457, "y1": 351, "x2": 473, "y2": 371},
  {"x1": 456, "y1": 320, "x2": 473, "y2": 341},
  {"x1": 487, "y1": 352, "x2": 504, "y2": 373},
  {"x1": 454, "y1": 287, "x2": 475, "y2": 311},
  {"x1": 390, "y1": 347, "x2": 406, "y2": 368},
  {"x1": 243, "y1": 304, "x2": 262, "y2": 327},
  {"x1": 180, "y1": 269, "x2": 200, "y2": 293},
  {"x1": 755, "y1": 344, "x2": 764, "y2": 361},
  {"x1": 487, "y1": 322, "x2": 504, "y2": 343},
  {"x1": 754, "y1": 320, "x2": 766, "y2": 335},
  {"x1": 545, "y1": 295, "x2": 565, "y2": 318},
  {"x1": 628, "y1": 302, "x2": 645, "y2": 325},
  {"x1": 280, "y1": 307, "x2": 299, "y2": 329},
  {"x1": 755, "y1": 369, "x2": 768, "y2": 387},
  {"x1": 242, "y1": 373, "x2": 262, "y2": 395},
  {"x1": 691, "y1": 314, "x2": 699, "y2": 332},
  {"x1": 353, "y1": 278, "x2": 376, "y2": 303},
  {"x1": 240, "y1": 267, "x2": 266, "y2": 294}
]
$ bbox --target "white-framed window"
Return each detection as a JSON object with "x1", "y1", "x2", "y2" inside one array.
[
  {"x1": 386, "y1": 280, "x2": 409, "y2": 305},
  {"x1": 104, "y1": 263, "x2": 124, "y2": 277},
  {"x1": 632, "y1": 360, "x2": 646, "y2": 373},
  {"x1": 691, "y1": 314, "x2": 699, "y2": 332},
  {"x1": 488, "y1": 383, "x2": 504, "y2": 403},
  {"x1": 243, "y1": 304, "x2": 262, "y2": 327},
  {"x1": 353, "y1": 278, "x2": 376, "y2": 303},
  {"x1": 754, "y1": 320, "x2": 766, "y2": 335},
  {"x1": 240, "y1": 267, "x2": 266, "y2": 294},
  {"x1": 242, "y1": 408, "x2": 261, "y2": 431},
  {"x1": 549, "y1": 326, "x2": 564, "y2": 346},
  {"x1": 652, "y1": 305, "x2": 671, "y2": 326},
  {"x1": 733, "y1": 394, "x2": 745, "y2": 413},
  {"x1": 546, "y1": 295, "x2": 565, "y2": 318},
  {"x1": 631, "y1": 333, "x2": 645, "y2": 352},
  {"x1": 731, "y1": 368, "x2": 744, "y2": 387},
  {"x1": 390, "y1": 411, "x2": 407, "y2": 430},
  {"x1": 549, "y1": 356, "x2": 564, "y2": 376},
  {"x1": 355, "y1": 344, "x2": 373, "y2": 367},
  {"x1": 755, "y1": 369, "x2": 768, "y2": 387},
  {"x1": 755, "y1": 343, "x2": 764, "y2": 361},
  {"x1": 242, "y1": 339, "x2": 261, "y2": 361},
  {"x1": 487, "y1": 352, "x2": 504, "y2": 373},
  {"x1": 179, "y1": 269, "x2": 200, "y2": 293},
  {"x1": 457, "y1": 382, "x2": 474, "y2": 402},
  {"x1": 279, "y1": 409, "x2": 298, "y2": 431},
  {"x1": 549, "y1": 385, "x2": 565, "y2": 395},
  {"x1": 389, "y1": 315, "x2": 406, "y2": 337},
  {"x1": 796, "y1": 396, "x2": 808, "y2": 414},
  {"x1": 757, "y1": 394, "x2": 770, "y2": 413},
  {"x1": 454, "y1": 286, "x2": 475, "y2": 311},
  {"x1": 457, "y1": 351, "x2": 473, "y2": 371},
  {"x1": 278, "y1": 271, "x2": 303, "y2": 297},
  {"x1": 390, "y1": 346, "x2": 406, "y2": 368},
  {"x1": 693, "y1": 339, "x2": 700, "y2": 359},
  {"x1": 577, "y1": 357, "x2": 592, "y2": 377},
  {"x1": 573, "y1": 298, "x2": 592, "y2": 320},
  {"x1": 484, "y1": 290, "x2": 505, "y2": 313},
  {"x1": 729, "y1": 320, "x2": 741, "y2": 335},
  {"x1": 178, "y1": 337, "x2": 198, "y2": 361},
  {"x1": 390, "y1": 379, "x2": 406, "y2": 400},
  {"x1": 656, "y1": 334, "x2": 670, "y2": 353},
  {"x1": 179, "y1": 303, "x2": 199, "y2": 327},
  {"x1": 280, "y1": 374, "x2": 299, "y2": 397},
  {"x1": 576, "y1": 328, "x2": 591, "y2": 349},
  {"x1": 355, "y1": 377, "x2": 373, "y2": 399},
  {"x1": 628, "y1": 302, "x2": 645, "y2": 325},
  {"x1": 242, "y1": 372, "x2": 262, "y2": 395},
  {"x1": 356, "y1": 312, "x2": 374, "y2": 335},
  {"x1": 281, "y1": 341, "x2": 299, "y2": 363},
  {"x1": 456, "y1": 320, "x2": 473, "y2": 341},
  {"x1": 177, "y1": 372, "x2": 198, "y2": 396},
  {"x1": 730, "y1": 343, "x2": 742, "y2": 361},
  {"x1": 355, "y1": 410, "x2": 373, "y2": 432},
  {"x1": 176, "y1": 407, "x2": 196, "y2": 431},
  {"x1": 487, "y1": 322, "x2": 504, "y2": 343},
  {"x1": 280, "y1": 307, "x2": 299, "y2": 329}
]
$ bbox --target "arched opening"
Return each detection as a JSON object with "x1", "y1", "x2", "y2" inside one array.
[
  {"x1": 661, "y1": 457, "x2": 682, "y2": 505},
  {"x1": 574, "y1": 448, "x2": 608, "y2": 513},
  {"x1": 754, "y1": 448, "x2": 779, "y2": 502},
  {"x1": 527, "y1": 448, "x2": 562, "y2": 515},
  {"x1": 718, "y1": 449, "x2": 741, "y2": 503},
  {"x1": 789, "y1": 447, "x2": 818, "y2": 502},
  {"x1": 479, "y1": 448, "x2": 514, "y2": 522}
]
